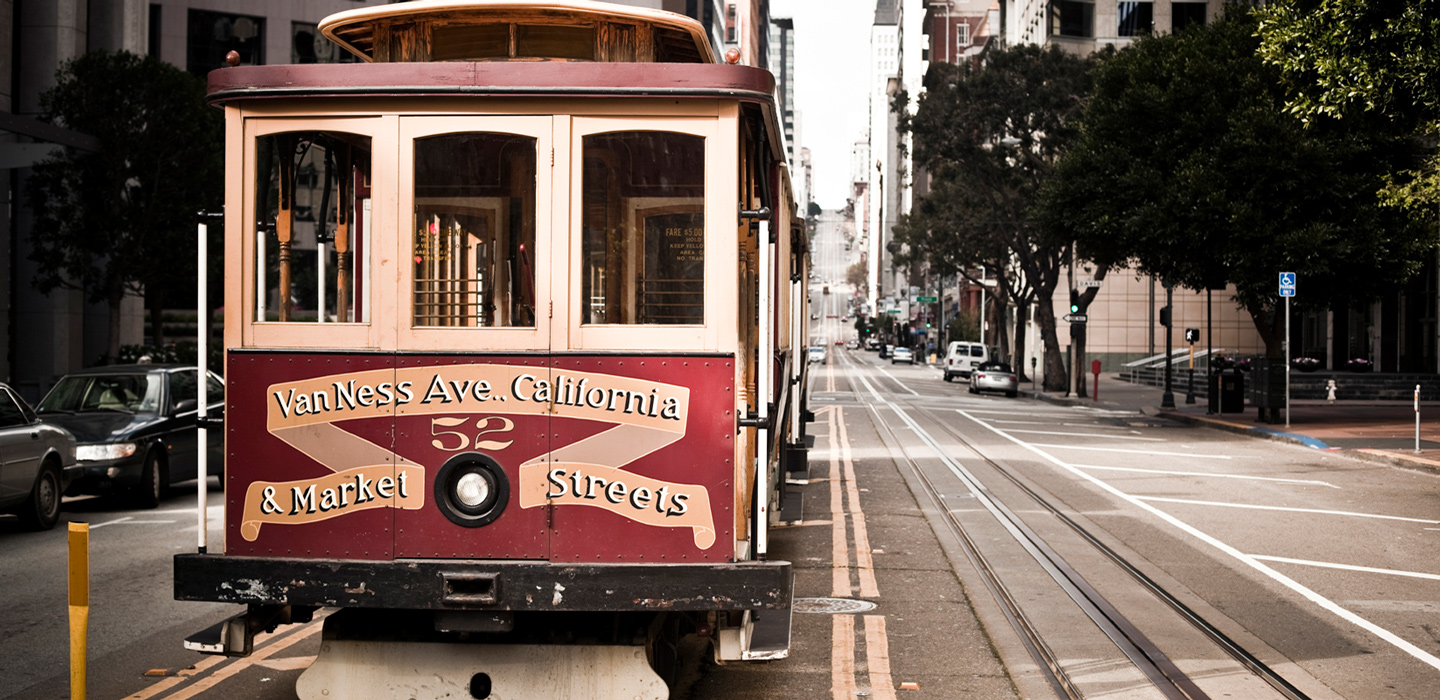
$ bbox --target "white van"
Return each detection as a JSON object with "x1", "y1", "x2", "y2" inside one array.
[{"x1": 943, "y1": 342, "x2": 990, "y2": 381}]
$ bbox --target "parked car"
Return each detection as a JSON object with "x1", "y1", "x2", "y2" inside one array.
[
  {"x1": 0, "y1": 383, "x2": 77, "y2": 530},
  {"x1": 969, "y1": 361, "x2": 1019, "y2": 397},
  {"x1": 943, "y1": 341, "x2": 991, "y2": 382},
  {"x1": 891, "y1": 347, "x2": 914, "y2": 365},
  {"x1": 808, "y1": 346, "x2": 827, "y2": 364},
  {"x1": 37, "y1": 364, "x2": 224, "y2": 508}
]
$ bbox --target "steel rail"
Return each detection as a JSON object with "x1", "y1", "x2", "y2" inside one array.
[
  {"x1": 841, "y1": 354, "x2": 1209, "y2": 700},
  {"x1": 925, "y1": 406, "x2": 1314, "y2": 700},
  {"x1": 829, "y1": 350, "x2": 1081, "y2": 699}
]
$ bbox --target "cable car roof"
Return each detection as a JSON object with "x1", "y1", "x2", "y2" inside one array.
[{"x1": 319, "y1": 0, "x2": 716, "y2": 64}]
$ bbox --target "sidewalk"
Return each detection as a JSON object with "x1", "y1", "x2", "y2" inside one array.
[{"x1": 1028, "y1": 372, "x2": 1440, "y2": 474}]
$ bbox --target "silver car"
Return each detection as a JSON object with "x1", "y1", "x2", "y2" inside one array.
[
  {"x1": 0, "y1": 383, "x2": 77, "y2": 530},
  {"x1": 969, "y1": 361, "x2": 1019, "y2": 398}
]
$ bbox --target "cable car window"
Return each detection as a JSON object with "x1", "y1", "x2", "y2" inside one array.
[
  {"x1": 413, "y1": 133, "x2": 537, "y2": 328},
  {"x1": 254, "y1": 132, "x2": 372, "y2": 323},
  {"x1": 582, "y1": 131, "x2": 705, "y2": 325}
]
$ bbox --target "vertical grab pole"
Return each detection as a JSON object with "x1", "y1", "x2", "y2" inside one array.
[
  {"x1": 755, "y1": 219, "x2": 773, "y2": 559},
  {"x1": 197, "y1": 222, "x2": 209, "y2": 554}
]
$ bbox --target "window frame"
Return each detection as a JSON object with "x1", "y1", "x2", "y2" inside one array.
[
  {"x1": 240, "y1": 116, "x2": 393, "y2": 350},
  {"x1": 568, "y1": 117, "x2": 730, "y2": 351},
  {"x1": 397, "y1": 115, "x2": 558, "y2": 352}
]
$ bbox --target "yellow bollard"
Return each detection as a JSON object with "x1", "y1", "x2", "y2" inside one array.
[{"x1": 69, "y1": 522, "x2": 89, "y2": 700}]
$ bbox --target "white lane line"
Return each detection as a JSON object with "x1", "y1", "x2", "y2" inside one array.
[
  {"x1": 1070, "y1": 464, "x2": 1340, "y2": 489},
  {"x1": 1249, "y1": 555, "x2": 1440, "y2": 581},
  {"x1": 87, "y1": 516, "x2": 134, "y2": 529},
  {"x1": 1025, "y1": 443, "x2": 1233, "y2": 459},
  {"x1": 955, "y1": 407, "x2": 1075, "y2": 416},
  {"x1": 990, "y1": 420, "x2": 1134, "y2": 431},
  {"x1": 875, "y1": 367, "x2": 920, "y2": 397},
  {"x1": 1134, "y1": 496, "x2": 1440, "y2": 524},
  {"x1": 958, "y1": 409, "x2": 1440, "y2": 673},
  {"x1": 995, "y1": 429, "x2": 1166, "y2": 442}
]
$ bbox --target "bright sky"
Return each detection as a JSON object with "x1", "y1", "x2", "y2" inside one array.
[{"x1": 770, "y1": 0, "x2": 876, "y2": 211}]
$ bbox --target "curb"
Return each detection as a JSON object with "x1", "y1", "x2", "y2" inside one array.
[
  {"x1": 1157, "y1": 411, "x2": 1331, "y2": 450},
  {"x1": 1159, "y1": 411, "x2": 1440, "y2": 476}
]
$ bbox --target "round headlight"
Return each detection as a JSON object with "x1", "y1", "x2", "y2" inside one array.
[
  {"x1": 434, "y1": 454, "x2": 509, "y2": 528},
  {"x1": 455, "y1": 472, "x2": 491, "y2": 509}
]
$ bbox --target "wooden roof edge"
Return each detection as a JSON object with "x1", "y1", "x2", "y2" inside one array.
[{"x1": 318, "y1": 0, "x2": 716, "y2": 64}]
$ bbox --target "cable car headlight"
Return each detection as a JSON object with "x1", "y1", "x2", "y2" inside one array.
[
  {"x1": 455, "y1": 472, "x2": 491, "y2": 509},
  {"x1": 435, "y1": 453, "x2": 509, "y2": 528}
]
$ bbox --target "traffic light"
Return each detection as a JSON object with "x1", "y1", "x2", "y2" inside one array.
[
  {"x1": 1069, "y1": 288, "x2": 1080, "y2": 314},
  {"x1": 1185, "y1": 328, "x2": 1199, "y2": 344},
  {"x1": 1159, "y1": 305, "x2": 1172, "y2": 327}
]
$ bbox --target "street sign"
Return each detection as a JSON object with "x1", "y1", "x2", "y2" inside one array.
[
  {"x1": 1279, "y1": 272, "x2": 1296, "y2": 297},
  {"x1": 886, "y1": 309, "x2": 901, "y2": 314},
  {"x1": 1079, "y1": 280, "x2": 1103, "y2": 288},
  {"x1": 917, "y1": 296, "x2": 937, "y2": 303},
  {"x1": 1064, "y1": 313, "x2": 1088, "y2": 323}
]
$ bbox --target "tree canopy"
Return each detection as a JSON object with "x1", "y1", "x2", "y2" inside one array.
[
  {"x1": 897, "y1": 43, "x2": 1094, "y2": 389},
  {"x1": 1042, "y1": 10, "x2": 1433, "y2": 357},
  {"x1": 1257, "y1": 0, "x2": 1439, "y2": 212},
  {"x1": 26, "y1": 51, "x2": 223, "y2": 358}
]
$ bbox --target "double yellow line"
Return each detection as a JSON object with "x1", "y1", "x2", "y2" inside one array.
[{"x1": 822, "y1": 405, "x2": 895, "y2": 700}]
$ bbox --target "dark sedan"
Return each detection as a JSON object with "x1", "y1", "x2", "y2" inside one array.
[
  {"x1": 0, "y1": 383, "x2": 76, "y2": 530},
  {"x1": 37, "y1": 364, "x2": 223, "y2": 508}
]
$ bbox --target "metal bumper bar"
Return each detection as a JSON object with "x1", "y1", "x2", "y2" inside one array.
[{"x1": 174, "y1": 554, "x2": 792, "y2": 612}]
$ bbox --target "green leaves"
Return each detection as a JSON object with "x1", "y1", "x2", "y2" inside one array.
[
  {"x1": 1046, "y1": 10, "x2": 1433, "y2": 356},
  {"x1": 25, "y1": 50, "x2": 222, "y2": 316}
]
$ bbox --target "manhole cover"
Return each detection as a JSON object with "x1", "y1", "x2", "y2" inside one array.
[{"x1": 793, "y1": 597, "x2": 878, "y2": 614}]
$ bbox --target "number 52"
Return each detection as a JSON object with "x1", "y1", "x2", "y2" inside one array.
[{"x1": 430, "y1": 416, "x2": 515, "y2": 452}]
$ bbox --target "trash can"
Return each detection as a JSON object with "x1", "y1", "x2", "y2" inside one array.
[{"x1": 1210, "y1": 368, "x2": 1244, "y2": 413}]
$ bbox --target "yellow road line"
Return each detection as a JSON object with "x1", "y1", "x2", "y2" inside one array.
[
  {"x1": 837, "y1": 407, "x2": 879, "y2": 598},
  {"x1": 828, "y1": 406, "x2": 851, "y2": 597},
  {"x1": 134, "y1": 618, "x2": 326, "y2": 700},
  {"x1": 831, "y1": 615, "x2": 858, "y2": 700},
  {"x1": 863, "y1": 614, "x2": 897, "y2": 700}
]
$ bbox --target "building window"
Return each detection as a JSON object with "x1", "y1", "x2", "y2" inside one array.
[
  {"x1": 1117, "y1": 2, "x2": 1153, "y2": 37},
  {"x1": 725, "y1": 3, "x2": 738, "y2": 44},
  {"x1": 1049, "y1": 1, "x2": 1093, "y2": 38},
  {"x1": 956, "y1": 21, "x2": 970, "y2": 49},
  {"x1": 187, "y1": 10, "x2": 264, "y2": 76},
  {"x1": 1172, "y1": 2, "x2": 1207, "y2": 32},
  {"x1": 148, "y1": 4, "x2": 162, "y2": 58}
]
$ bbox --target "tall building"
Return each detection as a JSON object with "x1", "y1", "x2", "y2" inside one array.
[
  {"x1": 768, "y1": 17, "x2": 796, "y2": 168},
  {"x1": 868, "y1": 0, "x2": 899, "y2": 313}
]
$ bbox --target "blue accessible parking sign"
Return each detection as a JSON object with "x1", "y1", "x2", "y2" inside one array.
[{"x1": 1279, "y1": 272, "x2": 1296, "y2": 297}]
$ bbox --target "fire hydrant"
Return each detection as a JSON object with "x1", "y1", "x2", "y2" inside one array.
[{"x1": 1326, "y1": 378, "x2": 1337, "y2": 404}]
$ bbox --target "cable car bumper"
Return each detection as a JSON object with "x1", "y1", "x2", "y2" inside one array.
[{"x1": 174, "y1": 553, "x2": 791, "y2": 611}]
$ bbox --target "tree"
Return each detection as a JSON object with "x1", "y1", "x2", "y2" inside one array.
[
  {"x1": 898, "y1": 44, "x2": 1095, "y2": 390},
  {"x1": 1256, "y1": 1, "x2": 1439, "y2": 213},
  {"x1": 26, "y1": 51, "x2": 223, "y2": 360},
  {"x1": 1043, "y1": 10, "x2": 1432, "y2": 393}
]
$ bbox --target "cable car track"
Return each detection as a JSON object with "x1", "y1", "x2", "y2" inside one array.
[{"x1": 835, "y1": 350, "x2": 1312, "y2": 700}]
